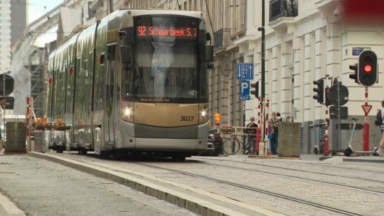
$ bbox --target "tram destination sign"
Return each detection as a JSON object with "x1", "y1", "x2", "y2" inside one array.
[{"x1": 136, "y1": 26, "x2": 198, "y2": 39}]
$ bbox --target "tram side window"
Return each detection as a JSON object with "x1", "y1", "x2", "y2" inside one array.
[
  {"x1": 122, "y1": 43, "x2": 134, "y2": 101},
  {"x1": 106, "y1": 44, "x2": 116, "y2": 116},
  {"x1": 108, "y1": 45, "x2": 116, "y2": 61}
]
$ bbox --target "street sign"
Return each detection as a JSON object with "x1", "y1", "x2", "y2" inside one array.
[
  {"x1": 236, "y1": 63, "x2": 254, "y2": 80},
  {"x1": 239, "y1": 80, "x2": 250, "y2": 95},
  {"x1": 352, "y1": 47, "x2": 371, "y2": 56},
  {"x1": 328, "y1": 85, "x2": 349, "y2": 106},
  {"x1": 362, "y1": 104, "x2": 372, "y2": 116},
  {"x1": 329, "y1": 106, "x2": 349, "y2": 120},
  {"x1": 336, "y1": 123, "x2": 363, "y2": 130},
  {"x1": 239, "y1": 95, "x2": 250, "y2": 101}
]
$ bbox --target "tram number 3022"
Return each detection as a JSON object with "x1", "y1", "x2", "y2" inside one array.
[{"x1": 181, "y1": 116, "x2": 194, "y2": 121}]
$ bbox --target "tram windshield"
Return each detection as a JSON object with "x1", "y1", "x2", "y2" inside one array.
[{"x1": 125, "y1": 15, "x2": 207, "y2": 103}]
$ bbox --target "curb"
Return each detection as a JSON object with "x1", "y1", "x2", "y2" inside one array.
[
  {"x1": 343, "y1": 157, "x2": 384, "y2": 163},
  {"x1": 248, "y1": 155, "x2": 301, "y2": 160},
  {"x1": 28, "y1": 152, "x2": 249, "y2": 216},
  {"x1": 319, "y1": 156, "x2": 333, "y2": 161},
  {"x1": 0, "y1": 191, "x2": 26, "y2": 216}
]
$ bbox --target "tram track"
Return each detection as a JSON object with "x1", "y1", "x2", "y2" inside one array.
[
  {"x1": 33, "y1": 153, "x2": 378, "y2": 215},
  {"x1": 194, "y1": 157, "x2": 384, "y2": 183},
  {"x1": 191, "y1": 160, "x2": 384, "y2": 196},
  {"x1": 136, "y1": 163, "x2": 366, "y2": 216}
]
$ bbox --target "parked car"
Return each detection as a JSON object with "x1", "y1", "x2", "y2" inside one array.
[{"x1": 200, "y1": 128, "x2": 224, "y2": 156}]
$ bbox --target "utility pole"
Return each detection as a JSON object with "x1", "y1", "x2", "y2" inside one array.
[{"x1": 258, "y1": 0, "x2": 266, "y2": 153}]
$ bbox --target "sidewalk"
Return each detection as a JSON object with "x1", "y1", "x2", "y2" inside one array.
[
  {"x1": 0, "y1": 191, "x2": 26, "y2": 216},
  {"x1": 0, "y1": 154, "x2": 206, "y2": 216}
]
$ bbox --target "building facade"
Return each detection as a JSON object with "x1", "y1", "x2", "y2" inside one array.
[
  {"x1": 236, "y1": 0, "x2": 384, "y2": 152},
  {"x1": 0, "y1": 0, "x2": 27, "y2": 72}
]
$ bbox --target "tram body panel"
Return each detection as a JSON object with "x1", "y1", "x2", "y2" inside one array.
[{"x1": 73, "y1": 24, "x2": 98, "y2": 149}]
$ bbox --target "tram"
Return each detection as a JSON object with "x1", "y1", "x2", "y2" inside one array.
[{"x1": 43, "y1": 9, "x2": 214, "y2": 160}]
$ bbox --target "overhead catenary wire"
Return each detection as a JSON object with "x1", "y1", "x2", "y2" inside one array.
[{"x1": 204, "y1": 0, "x2": 214, "y2": 45}]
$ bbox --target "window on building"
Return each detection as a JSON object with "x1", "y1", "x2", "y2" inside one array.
[{"x1": 184, "y1": 2, "x2": 186, "y2": 10}]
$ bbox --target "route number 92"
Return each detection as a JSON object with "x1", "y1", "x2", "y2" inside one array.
[{"x1": 181, "y1": 116, "x2": 194, "y2": 121}]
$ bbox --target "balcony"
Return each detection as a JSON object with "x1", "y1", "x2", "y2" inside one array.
[
  {"x1": 213, "y1": 28, "x2": 231, "y2": 51},
  {"x1": 269, "y1": 0, "x2": 298, "y2": 22}
]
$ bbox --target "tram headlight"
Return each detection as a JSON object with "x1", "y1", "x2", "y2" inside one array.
[
  {"x1": 199, "y1": 104, "x2": 209, "y2": 123},
  {"x1": 121, "y1": 102, "x2": 134, "y2": 122},
  {"x1": 125, "y1": 108, "x2": 131, "y2": 116}
]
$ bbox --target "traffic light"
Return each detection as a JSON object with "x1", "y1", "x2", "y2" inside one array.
[
  {"x1": 250, "y1": 81, "x2": 259, "y2": 98},
  {"x1": 313, "y1": 79, "x2": 324, "y2": 104},
  {"x1": 325, "y1": 87, "x2": 331, "y2": 107},
  {"x1": 358, "y1": 50, "x2": 377, "y2": 86},
  {"x1": 0, "y1": 73, "x2": 14, "y2": 96},
  {"x1": 349, "y1": 63, "x2": 359, "y2": 84}
]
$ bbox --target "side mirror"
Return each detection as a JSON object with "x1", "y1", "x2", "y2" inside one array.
[
  {"x1": 120, "y1": 46, "x2": 132, "y2": 64},
  {"x1": 205, "y1": 45, "x2": 213, "y2": 62},
  {"x1": 206, "y1": 63, "x2": 214, "y2": 70},
  {"x1": 118, "y1": 30, "x2": 127, "y2": 40}
]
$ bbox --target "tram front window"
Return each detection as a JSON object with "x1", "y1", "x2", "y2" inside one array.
[
  {"x1": 133, "y1": 41, "x2": 198, "y2": 101},
  {"x1": 128, "y1": 15, "x2": 206, "y2": 103}
]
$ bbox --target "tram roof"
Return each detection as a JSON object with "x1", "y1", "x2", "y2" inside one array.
[{"x1": 118, "y1": 9, "x2": 205, "y2": 20}]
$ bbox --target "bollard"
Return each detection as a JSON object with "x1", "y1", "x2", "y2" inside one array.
[
  {"x1": 363, "y1": 121, "x2": 369, "y2": 151},
  {"x1": 324, "y1": 134, "x2": 329, "y2": 156}
]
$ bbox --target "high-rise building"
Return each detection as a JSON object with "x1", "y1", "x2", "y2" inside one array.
[{"x1": 0, "y1": 0, "x2": 27, "y2": 72}]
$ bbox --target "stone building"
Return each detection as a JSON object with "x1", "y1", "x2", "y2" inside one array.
[{"x1": 236, "y1": 0, "x2": 384, "y2": 152}]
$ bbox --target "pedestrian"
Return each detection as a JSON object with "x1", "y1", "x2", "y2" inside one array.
[
  {"x1": 0, "y1": 97, "x2": 6, "y2": 154},
  {"x1": 276, "y1": 112, "x2": 283, "y2": 122},
  {"x1": 244, "y1": 117, "x2": 258, "y2": 154},
  {"x1": 268, "y1": 112, "x2": 280, "y2": 155},
  {"x1": 376, "y1": 101, "x2": 384, "y2": 156}
]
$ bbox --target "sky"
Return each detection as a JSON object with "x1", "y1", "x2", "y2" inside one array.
[
  {"x1": 28, "y1": 0, "x2": 64, "y2": 24},
  {"x1": 27, "y1": 0, "x2": 67, "y2": 46}
]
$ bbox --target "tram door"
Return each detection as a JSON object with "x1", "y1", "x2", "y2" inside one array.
[{"x1": 105, "y1": 43, "x2": 117, "y2": 144}]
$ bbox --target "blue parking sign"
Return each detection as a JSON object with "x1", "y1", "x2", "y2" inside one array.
[{"x1": 240, "y1": 81, "x2": 250, "y2": 95}]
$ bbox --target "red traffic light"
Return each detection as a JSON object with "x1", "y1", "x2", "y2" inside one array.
[{"x1": 364, "y1": 65, "x2": 372, "y2": 72}]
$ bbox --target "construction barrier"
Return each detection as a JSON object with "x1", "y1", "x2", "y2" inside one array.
[{"x1": 210, "y1": 124, "x2": 266, "y2": 155}]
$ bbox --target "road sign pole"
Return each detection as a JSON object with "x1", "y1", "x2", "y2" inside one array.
[{"x1": 363, "y1": 87, "x2": 370, "y2": 151}]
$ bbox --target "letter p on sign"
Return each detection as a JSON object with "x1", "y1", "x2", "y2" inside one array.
[{"x1": 240, "y1": 81, "x2": 250, "y2": 95}]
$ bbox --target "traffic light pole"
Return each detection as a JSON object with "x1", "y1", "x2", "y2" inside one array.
[
  {"x1": 363, "y1": 87, "x2": 370, "y2": 151},
  {"x1": 336, "y1": 78, "x2": 341, "y2": 151},
  {"x1": 324, "y1": 75, "x2": 330, "y2": 155},
  {"x1": 259, "y1": 0, "x2": 266, "y2": 154}
]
